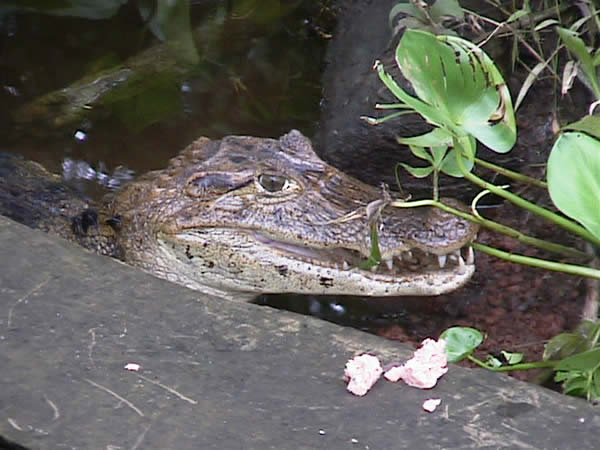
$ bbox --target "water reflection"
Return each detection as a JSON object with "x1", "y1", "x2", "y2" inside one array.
[{"x1": 0, "y1": 0, "x2": 328, "y2": 173}]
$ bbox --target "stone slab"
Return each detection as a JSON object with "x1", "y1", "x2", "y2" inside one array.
[{"x1": 0, "y1": 215, "x2": 599, "y2": 449}]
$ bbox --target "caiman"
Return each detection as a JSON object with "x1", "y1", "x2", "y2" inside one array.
[{"x1": 0, "y1": 130, "x2": 478, "y2": 302}]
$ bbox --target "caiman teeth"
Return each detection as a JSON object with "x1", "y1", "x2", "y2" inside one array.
[
  {"x1": 466, "y1": 246, "x2": 474, "y2": 264},
  {"x1": 252, "y1": 231, "x2": 475, "y2": 274}
]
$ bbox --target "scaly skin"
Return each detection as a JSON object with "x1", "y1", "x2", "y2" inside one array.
[{"x1": 107, "y1": 130, "x2": 478, "y2": 301}]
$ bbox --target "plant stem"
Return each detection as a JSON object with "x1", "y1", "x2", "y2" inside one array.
[
  {"x1": 474, "y1": 156, "x2": 548, "y2": 188},
  {"x1": 473, "y1": 242, "x2": 600, "y2": 280},
  {"x1": 455, "y1": 145, "x2": 600, "y2": 247},
  {"x1": 467, "y1": 355, "x2": 558, "y2": 371},
  {"x1": 390, "y1": 199, "x2": 589, "y2": 259}
]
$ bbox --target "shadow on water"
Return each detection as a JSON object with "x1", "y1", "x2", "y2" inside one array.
[
  {"x1": 0, "y1": 0, "x2": 415, "y2": 335},
  {"x1": 0, "y1": 0, "x2": 329, "y2": 173}
]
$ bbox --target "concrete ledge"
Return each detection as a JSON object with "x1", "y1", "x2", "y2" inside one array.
[{"x1": 1, "y1": 215, "x2": 598, "y2": 449}]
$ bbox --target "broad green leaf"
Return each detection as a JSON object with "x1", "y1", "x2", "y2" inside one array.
[
  {"x1": 440, "y1": 327, "x2": 484, "y2": 362},
  {"x1": 394, "y1": 30, "x2": 516, "y2": 153},
  {"x1": 544, "y1": 332, "x2": 588, "y2": 361},
  {"x1": 388, "y1": 0, "x2": 463, "y2": 29},
  {"x1": 430, "y1": 0, "x2": 463, "y2": 21},
  {"x1": 555, "y1": 347, "x2": 600, "y2": 372},
  {"x1": 562, "y1": 116, "x2": 600, "y2": 140},
  {"x1": 389, "y1": 3, "x2": 422, "y2": 28},
  {"x1": 375, "y1": 60, "x2": 454, "y2": 133},
  {"x1": 557, "y1": 372, "x2": 588, "y2": 396},
  {"x1": 547, "y1": 132, "x2": 600, "y2": 240}
]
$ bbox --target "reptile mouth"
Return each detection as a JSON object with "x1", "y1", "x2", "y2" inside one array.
[{"x1": 252, "y1": 232, "x2": 475, "y2": 275}]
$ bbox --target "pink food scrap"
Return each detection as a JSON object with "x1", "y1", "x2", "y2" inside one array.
[
  {"x1": 384, "y1": 338, "x2": 448, "y2": 389},
  {"x1": 344, "y1": 353, "x2": 383, "y2": 396},
  {"x1": 422, "y1": 398, "x2": 442, "y2": 412}
]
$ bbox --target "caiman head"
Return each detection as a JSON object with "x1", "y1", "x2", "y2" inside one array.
[{"x1": 108, "y1": 130, "x2": 478, "y2": 302}]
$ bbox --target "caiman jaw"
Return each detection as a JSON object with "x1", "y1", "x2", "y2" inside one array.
[
  {"x1": 161, "y1": 226, "x2": 476, "y2": 299},
  {"x1": 252, "y1": 230, "x2": 475, "y2": 279}
]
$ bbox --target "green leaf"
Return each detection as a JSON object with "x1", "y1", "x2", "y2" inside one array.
[
  {"x1": 389, "y1": 0, "x2": 463, "y2": 29},
  {"x1": 557, "y1": 372, "x2": 588, "y2": 396},
  {"x1": 394, "y1": 30, "x2": 516, "y2": 153},
  {"x1": 430, "y1": 0, "x2": 463, "y2": 21},
  {"x1": 547, "y1": 132, "x2": 600, "y2": 240},
  {"x1": 389, "y1": 3, "x2": 422, "y2": 28},
  {"x1": 407, "y1": 145, "x2": 433, "y2": 162},
  {"x1": 375, "y1": 60, "x2": 452, "y2": 132},
  {"x1": 440, "y1": 147, "x2": 473, "y2": 177},
  {"x1": 396, "y1": 127, "x2": 453, "y2": 148},
  {"x1": 506, "y1": 8, "x2": 529, "y2": 23},
  {"x1": 514, "y1": 60, "x2": 547, "y2": 111},
  {"x1": 430, "y1": 145, "x2": 448, "y2": 166},
  {"x1": 562, "y1": 116, "x2": 600, "y2": 140},
  {"x1": 501, "y1": 350, "x2": 524, "y2": 365},
  {"x1": 544, "y1": 332, "x2": 588, "y2": 361},
  {"x1": 440, "y1": 327, "x2": 484, "y2": 363},
  {"x1": 555, "y1": 347, "x2": 600, "y2": 372},
  {"x1": 534, "y1": 19, "x2": 559, "y2": 31},
  {"x1": 358, "y1": 224, "x2": 382, "y2": 269},
  {"x1": 399, "y1": 163, "x2": 434, "y2": 178},
  {"x1": 557, "y1": 27, "x2": 595, "y2": 69},
  {"x1": 486, "y1": 355, "x2": 503, "y2": 368},
  {"x1": 557, "y1": 27, "x2": 600, "y2": 99}
]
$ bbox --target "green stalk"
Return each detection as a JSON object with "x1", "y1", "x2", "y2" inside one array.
[
  {"x1": 473, "y1": 242, "x2": 600, "y2": 280},
  {"x1": 390, "y1": 199, "x2": 589, "y2": 259},
  {"x1": 473, "y1": 156, "x2": 548, "y2": 189},
  {"x1": 468, "y1": 355, "x2": 558, "y2": 371},
  {"x1": 362, "y1": 110, "x2": 415, "y2": 125},
  {"x1": 454, "y1": 142, "x2": 600, "y2": 247}
]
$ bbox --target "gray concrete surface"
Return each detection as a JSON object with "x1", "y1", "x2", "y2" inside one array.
[{"x1": 1, "y1": 215, "x2": 599, "y2": 449}]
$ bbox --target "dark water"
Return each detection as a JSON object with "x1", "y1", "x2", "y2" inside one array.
[{"x1": 0, "y1": 0, "x2": 328, "y2": 175}]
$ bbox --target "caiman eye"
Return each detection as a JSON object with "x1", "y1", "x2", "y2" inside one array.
[{"x1": 257, "y1": 174, "x2": 288, "y2": 192}]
